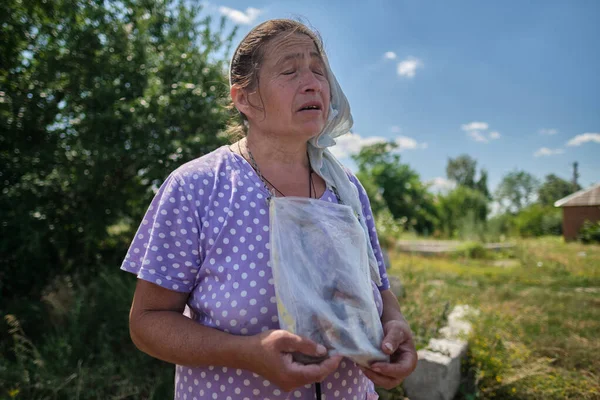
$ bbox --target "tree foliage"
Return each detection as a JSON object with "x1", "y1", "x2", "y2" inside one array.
[
  {"x1": 495, "y1": 170, "x2": 540, "y2": 214},
  {"x1": 446, "y1": 154, "x2": 477, "y2": 188},
  {"x1": 538, "y1": 174, "x2": 579, "y2": 206},
  {"x1": 436, "y1": 186, "x2": 489, "y2": 238},
  {"x1": 446, "y1": 154, "x2": 490, "y2": 198},
  {"x1": 0, "y1": 0, "x2": 235, "y2": 299},
  {"x1": 353, "y1": 142, "x2": 438, "y2": 234},
  {"x1": 512, "y1": 204, "x2": 562, "y2": 237}
]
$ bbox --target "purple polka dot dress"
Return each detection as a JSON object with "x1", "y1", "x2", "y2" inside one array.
[{"x1": 121, "y1": 146, "x2": 390, "y2": 399}]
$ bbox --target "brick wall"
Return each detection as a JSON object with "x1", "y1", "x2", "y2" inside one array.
[{"x1": 562, "y1": 206, "x2": 600, "y2": 241}]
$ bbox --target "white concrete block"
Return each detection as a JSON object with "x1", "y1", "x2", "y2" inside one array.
[
  {"x1": 403, "y1": 305, "x2": 476, "y2": 400},
  {"x1": 439, "y1": 304, "x2": 477, "y2": 339},
  {"x1": 428, "y1": 338, "x2": 468, "y2": 359},
  {"x1": 403, "y1": 348, "x2": 462, "y2": 400}
]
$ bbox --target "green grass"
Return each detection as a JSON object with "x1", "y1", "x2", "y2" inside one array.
[
  {"x1": 380, "y1": 236, "x2": 600, "y2": 399},
  {"x1": 2, "y1": 237, "x2": 598, "y2": 399},
  {"x1": 0, "y1": 271, "x2": 174, "y2": 400}
]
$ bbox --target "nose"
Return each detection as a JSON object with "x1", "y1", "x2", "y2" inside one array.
[{"x1": 299, "y1": 69, "x2": 323, "y2": 93}]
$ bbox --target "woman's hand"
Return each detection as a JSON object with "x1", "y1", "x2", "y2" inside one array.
[
  {"x1": 360, "y1": 319, "x2": 418, "y2": 389},
  {"x1": 245, "y1": 329, "x2": 343, "y2": 392}
]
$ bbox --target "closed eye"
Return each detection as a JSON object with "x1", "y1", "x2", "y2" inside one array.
[{"x1": 282, "y1": 70, "x2": 296, "y2": 75}]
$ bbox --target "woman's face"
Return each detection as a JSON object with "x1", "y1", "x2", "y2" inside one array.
[{"x1": 245, "y1": 33, "x2": 331, "y2": 141}]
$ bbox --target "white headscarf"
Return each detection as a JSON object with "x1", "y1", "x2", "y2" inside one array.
[
  {"x1": 307, "y1": 53, "x2": 382, "y2": 286},
  {"x1": 229, "y1": 32, "x2": 382, "y2": 286}
]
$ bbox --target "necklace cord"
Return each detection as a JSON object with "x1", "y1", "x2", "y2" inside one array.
[{"x1": 241, "y1": 140, "x2": 314, "y2": 199}]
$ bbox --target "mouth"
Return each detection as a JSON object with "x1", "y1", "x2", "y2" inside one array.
[{"x1": 297, "y1": 101, "x2": 323, "y2": 112}]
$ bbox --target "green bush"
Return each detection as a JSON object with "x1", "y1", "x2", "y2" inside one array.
[
  {"x1": 354, "y1": 142, "x2": 439, "y2": 235},
  {"x1": 456, "y1": 210, "x2": 488, "y2": 241},
  {"x1": 1, "y1": 0, "x2": 233, "y2": 302},
  {"x1": 1, "y1": 270, "x2": 174, "y2": 399},
  {"x1": 375, "y1": 207, "x2": 404, "y2": 249},
  {"x1": 578, "y1": 220, "x2": 600, "y2": 244},
  {"x1": 456, "y1": 241, "x2": 490, "y2": 259},
  {"x1": 540, "y1": 209, "x2": 563, "y2": 236},
  {"x1": 512, "y1": 204, "x2": 562, "y2": 237},
  {"x1": 437, "y1": 186, "x2": 489, "y2": 239},
  {"x1": 486, "y1": 205, "x2": 563, "y2": 240},
  {"x1": 484, "y1": 213, "x2": 515, "y2": 241}
]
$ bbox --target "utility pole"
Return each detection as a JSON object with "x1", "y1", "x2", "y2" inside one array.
[{"x1": 571, "y1": 162, "x2": 579, "y2": 191}]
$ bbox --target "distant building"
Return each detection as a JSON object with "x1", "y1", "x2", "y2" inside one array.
[{"x1": 554, "y1": 183, "x2": 600, "y2": 241}]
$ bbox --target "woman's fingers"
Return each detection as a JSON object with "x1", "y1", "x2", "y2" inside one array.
[
  {"x1": 279, "y1": 353, "x2": 342, "y2": 390},
  {"x1": 256, "y1": 330, "x2": 342, "y2": 390},
  {"x1": 278, "y1": 331, "x2": 328, "y2": 357},
  {"x1": 381, "y1": 319, "x2": 411, "y2": 354},
  {"x1": 369, "y1": 345, "x2": 418, "y2": 379},
  {"x1": 318, "y1": 354, "x2": 344, "y2": 374},
  {"x1": 287, "y1": 354, "x2": 342, "y2": 380},
  {"x1": 359, "y1": 366, "x2": 400, "y2": 389}
]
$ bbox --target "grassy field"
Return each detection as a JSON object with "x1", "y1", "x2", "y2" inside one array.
[
  {"x1": 2, "y1": 237, "x2": 598, "y2": 399},
  {"x1": 379, "y1": 237, "x2": 600, "y2": 400}
]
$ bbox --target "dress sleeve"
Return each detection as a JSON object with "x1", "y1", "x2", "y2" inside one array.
[
  {"x1": 349, "y1": 174, "x2": 390, "y2": 291},
  {"x1": 120, "y1": 172, "x2": 202, "y2": 293}
]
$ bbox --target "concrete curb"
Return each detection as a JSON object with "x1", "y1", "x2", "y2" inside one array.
[{"x1": 403, "y1": 305, "x2": 478, "y2": 400}]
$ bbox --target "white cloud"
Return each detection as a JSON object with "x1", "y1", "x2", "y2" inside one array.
[
  {"x1": 461, "y1": 121, "x2": 501, "y2": 143},
  {"x1": 461, "y1": 121, "x2": 489, "y2": 132},
  {"x1": 330, "y1": 133, "x2": 427, "y2": 158},
  {"x1": 394, "y1": 136, "x2": 428, "y2": 150},
  {"x1": 468, "y1": 130, "x2": 488, "y2": 142},
  {"x1": 566, "y1": 132, "x2": 600, "y2": 146},
  {"x1": 427, "y1": 177, "x2": 456, "y2": 193},
  {"x1": 539, "y1": 128, "x2": 558, "y2": 135},
  {"x1": 534, "y1": 147, "x2": 564, "y2": 157},
  {"x1": 390, "y1": 125, "x2": 401, "y2": 133},
  {"x1": 218, "y1": 6, "x2": 262, "y2": 25},
  {"x1": 397, "y1": 57, "x2": 423, "y2": 78},
  {"x1": 330, "y1": 133, "x2": 386, "y2": 159},
  {"x1": 384, "y1": 51, "x2": 397, "y2": 60}
]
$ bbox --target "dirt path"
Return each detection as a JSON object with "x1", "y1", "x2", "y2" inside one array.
[{"x1": 395, "y1": 240, "x2": 514, "y2": 254}]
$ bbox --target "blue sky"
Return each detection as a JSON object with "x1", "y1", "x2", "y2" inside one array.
[{"x1": 203, "y1": 0, "x2": 599, "y2": 193}]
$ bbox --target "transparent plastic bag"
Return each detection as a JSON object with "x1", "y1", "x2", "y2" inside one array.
[{"x1": 269, "y1": 197, "x2": 389, "y2": 367}]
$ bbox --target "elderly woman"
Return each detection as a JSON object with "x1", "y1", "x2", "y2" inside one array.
[{"x1": 122, "y1": 19, "x2": 417, "y2": 399}]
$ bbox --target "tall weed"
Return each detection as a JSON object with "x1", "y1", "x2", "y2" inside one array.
[{"x1": 1, "y1": 270, "x2": 174, "y2": 399}]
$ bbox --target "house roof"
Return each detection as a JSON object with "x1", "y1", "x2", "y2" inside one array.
[{"x1": 554, "y1": 183, "x2": 600, "y2": 207}]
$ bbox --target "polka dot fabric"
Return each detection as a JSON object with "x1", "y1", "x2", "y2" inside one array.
[{"x1": 121, "y1": 146, "x2": 390, "y2": 399}]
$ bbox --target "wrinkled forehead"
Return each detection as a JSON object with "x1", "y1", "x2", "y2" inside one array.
[{"x1": 263, "y1": 32, "x2": 325, "y2": 68}]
